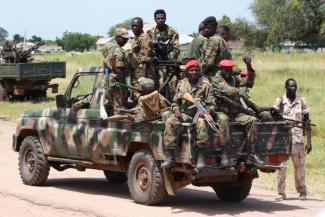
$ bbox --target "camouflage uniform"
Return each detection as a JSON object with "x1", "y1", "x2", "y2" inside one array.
[
  {"x1": 200, "y1": 34, "x2": 232, "y2": 79},
  {"x1": 188, "y1": 34, "x2": 206, "y2": 59},
  {"x1": 146, "y1": 25, "x2": 180, "y2": 91},
  {"x1": 212, "y1": 71, "x2": 258, "y2": 146},
  {"x1": 274, "y1": 95, "x2": 309, "y2": 195},
  {"x1": 102, "y1": 40, "x2": 129, "y2": 109},
  {"x1": 164, "y1": 76, "x2": 214, "y2": 149},
  {"x1": 127, "y1": 32, "x2": 153, "y2": 84}
]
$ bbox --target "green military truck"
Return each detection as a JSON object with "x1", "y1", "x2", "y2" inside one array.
[
  {"x1": 0, "y1": 42, "x2": 66, "y2": 100},
  {"x1": 12, "y1": 66, "x2": 292, "y2": 205}
]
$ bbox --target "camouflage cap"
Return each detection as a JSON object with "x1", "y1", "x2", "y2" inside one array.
[
  {"x1": 115, "y1": 28, "x2": 129, "y2": 38},
  {"x1": 138, "y1": 77, "x2": 156, "y2": 93}
]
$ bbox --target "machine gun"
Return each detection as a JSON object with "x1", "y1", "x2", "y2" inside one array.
[
  {"x1": 155, "y1": 59, "x2": 182, "y2": 92},
  {"x1": 15, "y1": 41, "x2": 45, "y2": 63},
  {"x1": 183, "y1": 93, "x2": 218, "y2": 133}
]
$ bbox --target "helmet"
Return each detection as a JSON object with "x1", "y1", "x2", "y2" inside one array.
[{"x1": 138, "y1": 77, "x2": 156, "y2": 93}]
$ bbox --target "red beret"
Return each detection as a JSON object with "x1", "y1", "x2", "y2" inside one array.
[
  {"x1": 219, "y1": 59, "x2": 236, "y2": 69},
  {"x1": 185, "y1": 60, "x2": 200, "y2": 70},
  {"x1": 240, "y1": 69, "x2": 248, "y2": 76}
]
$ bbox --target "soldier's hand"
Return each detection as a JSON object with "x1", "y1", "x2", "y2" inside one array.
[
  {"x1": 173, "y1": 107, "x2": 181, "y2": 118},
  {"x1": 239, "y1": 89, "x2": 249, "y2": 99},
  {"x1": 305, "y1": 143, "x2": 312, "y2": 154},
  {"x1": 243, "y1": 56, "x2": 252, "y2": 66}
]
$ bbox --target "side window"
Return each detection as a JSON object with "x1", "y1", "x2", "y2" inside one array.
[
  {"x1": 70, "y1": 74, "x2": 97, "y2": 98},
  {"x1": 66, "y1": 74, "x2": 97, "y2": 108}
]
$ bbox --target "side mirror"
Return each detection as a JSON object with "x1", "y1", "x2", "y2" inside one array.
[{"x1": 56, "y1": 94, "x2": 66, "y2": 108}]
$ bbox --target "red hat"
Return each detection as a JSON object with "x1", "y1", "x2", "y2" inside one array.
[
  {"x1": 240, "y1": 69, "x2": 248, "y2": 76},
  {"x1": 219, "y1": 59, "x2": 236, "y2": 69},
  {"x1": 185, "y1": 60, "x2": 200, "y2": 70}
]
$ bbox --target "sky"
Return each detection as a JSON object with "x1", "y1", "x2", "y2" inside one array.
[{"x1": 1, "y1": 0, "x2": 254, "y2": 40}]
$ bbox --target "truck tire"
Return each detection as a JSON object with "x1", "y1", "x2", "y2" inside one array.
[
  {"x1": 18, "y1": 136, "x2": 50, "y2": 185},
  {"x1": 0, "y1": 83, "x2": 7, "y2": 101},
  {"x1": 128, "y1": 150, "x2": 166, "y2": 205},
  {"x1": 212, "y1": 183, "x2": 252, "y2": 202},
  {"x1": 103, "y1": 170, "x2": 127, "y2": 183}
]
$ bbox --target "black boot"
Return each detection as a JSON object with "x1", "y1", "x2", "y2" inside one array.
[
  {"x1": 161, "y1": 149, "x2": 175, "y2": 169},
  {"x1": 196, "y1": 148, "x2": 206, "y2": 171},
  {"x1": 248, "y1": 143, "x2": 264, "y2": 165},
  {"x1": 248, "y1": 152, "x2": 264, "y2": 165}
]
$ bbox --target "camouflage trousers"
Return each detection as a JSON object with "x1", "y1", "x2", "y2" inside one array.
[
  {"x1": 217, "y1": 112, "x2": 258, "y2": 148},
  {"x1": 277, "y1": 143, "x2": 306, "y2": 194},
  {"x1": 164, "y1": 113, "x2": 209, "y2": 149}
]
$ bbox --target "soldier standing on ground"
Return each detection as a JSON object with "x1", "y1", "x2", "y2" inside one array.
[
  {"x1": 211, "y1": 59, "x2": 264, "y2": 166},
  {"x1": 161, "y1": 60, "x2": 215, "y2": 171},
  {"x1": 146, "y1": 9, "x2": 180, "y2": 95},
  {"x1": 274, "y1": 78, "x2": 312, "y2": 200},
  {"x1": 102, "y1": 28, "x2": 130, "y2": 110}
]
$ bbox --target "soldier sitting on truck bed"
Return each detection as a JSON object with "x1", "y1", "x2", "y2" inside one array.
[
  {"x1": 161, "y1": 60, "x2": 215, "y2": 171},
  {"x1": 211, "y1": 59, "x2": 264, "y2": 166},
  {"x1": 134, "y1": 77, "x2": 170, "y2": 122}
]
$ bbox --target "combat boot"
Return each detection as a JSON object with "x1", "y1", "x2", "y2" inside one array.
[
  {"x1": 248, "y1": 151, "x2": 264, "y2": 165},
  {"x1": 161, "y1": 149, "x2": 175, "y2": 170},
  {"x1": 196, "y1": 147, "x2": 206, "y2": 171}
]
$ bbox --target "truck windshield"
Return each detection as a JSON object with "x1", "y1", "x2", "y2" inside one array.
[{"x1": 70, "y1": 74, "x2": 97, "y2": 99}]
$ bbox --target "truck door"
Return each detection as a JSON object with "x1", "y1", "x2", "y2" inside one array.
[{"x1": 55, "y1": 73, "x2": 98, "y2": 159}]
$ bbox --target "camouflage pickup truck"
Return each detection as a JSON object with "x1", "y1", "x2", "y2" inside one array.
[{"x1": 13, "y1": 66, "x2": 292, "y2": 205}]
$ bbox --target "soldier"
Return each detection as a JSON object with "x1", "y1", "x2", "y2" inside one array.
[
  {"x1": 200, "y1": 18, "x2": 231, "y2": 79},
  {"x1": 102, "y1": 28, "x2": 130, "y2": 109},
  {"x1": 1, "y1": 41, "x2": 16, "y2": 63},
  {"x1": 211, "y1": 59, "x2": 264, "y2": 166},
  {"x1": 187, "y1": 22, "x2": 207, "y2": 59},
  {"x1": 274, "y1": 78, "x2": 312, "y2": 200},
  {"x1": 217, "y1": 25, "x2": 232, "y2": 59},
  {"x1": 146, "y1": 9, "x2": 180, "y2": 96},
  {"x1": 161, "y1": 60, "x2": 215, "y2": 170},
  {"x1": 135, "y1": 77, "x2": 169, "y2": 122},
  {"x1": 128, "y1": 17, "x2": 153, "y2": 99}
]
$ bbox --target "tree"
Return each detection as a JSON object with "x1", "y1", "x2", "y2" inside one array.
[
  {"x1": 0, "y1": 27, "x2": 8, "y2": 41},
  {"x1": 56, "y1": 32, "x2": 98, "y2": 52},
  {"x1": 107, "y1": 18, "x2": 132, "y2": 37},
  {"x1": 251, "y1": 0, "x2": 325, "y2": 49},
  {"x1": 29, "y1": 35, "x2": 43, "y2": 43},
  {"x1": 13, "y1": 34, "x2": 24, "y2": 44}
]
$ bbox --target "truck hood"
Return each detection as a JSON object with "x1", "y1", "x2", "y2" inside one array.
[{"x1": 20, "y1": 108, "x2": 64, "y2": 118}]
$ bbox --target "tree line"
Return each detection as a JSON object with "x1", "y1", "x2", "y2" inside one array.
[{"x1": 1, "y1": 0, "x2": 324, "y2": 51}]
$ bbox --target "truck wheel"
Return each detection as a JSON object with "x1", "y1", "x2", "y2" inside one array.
[
  {"x1": 128, "y1": 150, "x2": 166, "y2": 205},
  {"x1": 18, "y1": 136, "x2": 50, "y2": 185},
  {"x1": 0, "y1": 83, "x2": 7, "y2": 101},
  {"x1": 212, "y1": 183, "x2": 252, "y2": 202},
  {"x1": 103, "y1": 170, "x2": 127, "y2": 183}
]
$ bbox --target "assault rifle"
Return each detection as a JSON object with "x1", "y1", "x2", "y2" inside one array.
[
  {"x1": 270, "y1": 109, "x2": 316, "y2": 128},
  {"x1": 183, "y1": 93, "x2": 218, "y2": 133},
  {"x1": 213, "y1": 92, "x2": 256, "y2": 117}
]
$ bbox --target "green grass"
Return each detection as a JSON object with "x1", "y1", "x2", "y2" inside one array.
[{"x1": 1, "y1": 51, "x2": 324, "y2": 198}]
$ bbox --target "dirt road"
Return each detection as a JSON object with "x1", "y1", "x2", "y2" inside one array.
[{"x1": 0, "y1": 121, "x2": 324, "y2": 217}]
